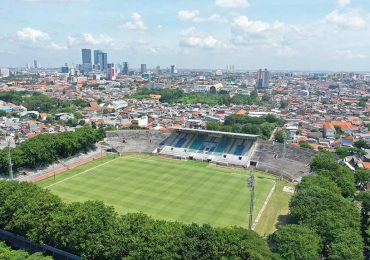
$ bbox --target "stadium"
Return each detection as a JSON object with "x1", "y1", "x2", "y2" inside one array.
[
  {"x1": 105, "y1": 128, "x2": 315, "y2": 181},
  {"x1": 32, "y1": 128, "x2": 316, "y2": 233}
]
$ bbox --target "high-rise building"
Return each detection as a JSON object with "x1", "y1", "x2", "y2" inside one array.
[
  {"x1": 94, "y1": 50, "x2": 102, "y2": 65},
  {"x1": 156, "y1": 65, "x2": 161, "y2": 74},
  {"x1": 82, "y1": 48, "x2": 92, "y2": 64},
  {"x1": 96, "y1": 52, "x2": 108, "y2": 71},
  {"x1": 141, "y1": 64, "x2": 147, "y2": 74},
  {"x1": 107, "y1": 63, "x2": 116, "y2": 80},
  {"x1": 256, "y1": 68, "x2": 270, "y2": 89},
  {"x1": 171, "y1": 65, "x2": 175, "y2": 74},
  {"x1": 61, "y1": 66, "x2": 69, "y2": 73},
  {"x1": 0, "y1": 68, "x2": 10, "y2": 78},
  {"x1": 34, "y1": 60, "x2": 38, "y2": 69},
  {"x1": 122, "y1": 62, "x2": 129, "y2": 75},
  {"x1": 81, "y1": 48, "x2": 92, "y2": 73}
]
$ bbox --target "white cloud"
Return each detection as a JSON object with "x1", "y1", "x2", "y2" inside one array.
[
  {"x1": 230, "y1": 15, "x2": 299, "y2": 58},
  {"x1": 322, "y1": 10, "x2": 365, "y2": 29},
  {"x1": 67, "y1": 33, "x2": 113, "y2": 46},
  {"x1": 178, "y1": 10, "x2": 227, "y2": 23},
  {"x1": 16, "y1": 27, "x2": 49, "y2": 42},
  {"x1": 177, "y1": 10, "x2": 199, "y2": 21},
  {"x1": 231, "y1": 15, "x2": 287, "y2": 43},
  {"x1": 123, "y1": 12, "x2": 147, "y2": 31},
  {"x1": 215, "y1": 0, "x2": 249, "y2": 8},
  {"x1": 50, "y1": 41, "x2": 67, "y2": 50},
  {"x1": 337, "y1": 0, "x2": 351, "y2": 8},
  {"x1": 180, "y1": 28, "x2": 221, "y2": 48},
  {"x1": 276, "y1": 45, "x2": 297, "y2": 57},
  {"x1": 340, "y1": 49, "x2": 367, "y2": 59},
  {"x1": 193, "y1": 14, "x2": 227, "y2": 23}
]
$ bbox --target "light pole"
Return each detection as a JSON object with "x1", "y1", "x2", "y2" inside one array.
[
  {"x1": 5, "y1": 134, "x2": 13, "y2": 180},
  {"x1": 248, "y1": 168, "x2": 255, "y2": 230}
]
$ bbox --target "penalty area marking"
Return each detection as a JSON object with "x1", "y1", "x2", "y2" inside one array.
[{"x1": 45, "y1": 157, "x2": 121, "y2": 189}]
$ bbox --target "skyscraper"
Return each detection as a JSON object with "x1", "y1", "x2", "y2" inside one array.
[
  {"x1": 141, "y1": 64, "x2": 147, "y2": 74},
  {"x1": 82, "y1": 49, "x2": 92, "y2": 64},
  {"x1": 81, "y1": 48, "x2": 92, "y2": 73},
  {"x1": 94, "y1": 50, "x2": 102, "y2": 65},
  {"x1": 33, "y1": 59, "x2": 38, "y2": 69},
  {"x1": 100, "y1": 52, "x2": 108, "y2": 71},
  {"x1": 122, "y1": 62, "x2": 129, "y2": 75},
  {"x1": 171, "y1": 65, "x2": 175, "y2": 74},
  {"x1": 256, "y1": 68, "x2": 270, "y2": 89}
]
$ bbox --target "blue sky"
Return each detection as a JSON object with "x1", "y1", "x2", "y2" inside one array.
[{"x1": 1, "y1": 0, "x2": 370, "y2": 70}]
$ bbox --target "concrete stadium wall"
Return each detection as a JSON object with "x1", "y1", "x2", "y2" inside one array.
[
  {"x1": 106, "y1": 130, "x2": 172, "y2": 153},
  {"x1": 251, "y1": 141, "x2": 316, "y2": 181},
  {"x1": 27, "y1": 152, "x2": 107, "y2": 183}
]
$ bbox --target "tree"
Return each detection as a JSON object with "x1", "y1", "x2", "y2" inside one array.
[
  {"x1": 318, "y1": 166, "x2": 356, "y2": 198},
  {"x1": 274, "y1": 130, "x2": 286, "y2": 143},
  {"x1": 359, "y1": 97, "x2": 367, "y2": 108},
  {"x1": 299, "y1": 141, "x2": 312, "y2": 149},
  {"x1": 206, "y1": 122, "x2": 220, "y2": 131},
  {"x1": 310, "y1": 152, "x2": 338, "y2": 172},
  {"x1": 250, "y1": 90, "x2": 258, "y2": 103},
  {"x1": 0, "y1": 181, "x2": 62, "y2": 239},
  {"x1": 41, "y1": 201, "x2": 119, "y2": 259},
  {"x1": 327, "y1": 229, "x2": 364, "y2": 260},
  {"x1": 298, "y1": 175, "x2": 341, "y2": 195},
  {"x1": 357, "y1": 191, "x2": 370, "y2": 257},
  {"x1": 271, "y1": 224, "x2": 321, "y2": 260},
  {"x1": 0, "y1": 241, "x2": 52, "y2": 260},
  {"x1": 280, "y1": 100, "x2": 289, "y2": 109},
  {"x1": 354, "y1": 140, "x2": 369, "y2": 149},
  {"x1": 289, "y1": 186, "x2": 360, "y2": 244},
  {"x1": 354, "y1": 168, "x2": 370, "y2": 191}
]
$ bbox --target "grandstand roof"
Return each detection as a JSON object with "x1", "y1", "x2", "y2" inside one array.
[{"x1": 176, "y1": 128, "x2": 259, "y2": 140}]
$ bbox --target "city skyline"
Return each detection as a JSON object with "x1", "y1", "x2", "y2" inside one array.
[{"x1": 1, "y1": 0, "x2": 370, "y2": 70}]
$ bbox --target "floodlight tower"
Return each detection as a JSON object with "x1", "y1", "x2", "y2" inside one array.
[
  {"x1": 6, "y1": 135, "x2": 13, "y2": 179},
  {"x1": 248, "y1": 168, "x2": 255, "y2": 230}
]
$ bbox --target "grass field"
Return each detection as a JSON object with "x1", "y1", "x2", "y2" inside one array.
[{"x1": 38, "y1": 154, "x2": 283, "y2": 229}]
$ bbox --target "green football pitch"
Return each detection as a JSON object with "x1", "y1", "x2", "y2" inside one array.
[{"x1": 38, "y1": 155, "x2": 276, "y2": 229}]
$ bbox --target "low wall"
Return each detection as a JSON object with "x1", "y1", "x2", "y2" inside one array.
[{"x1": 27, "y1": 152, "x2": 107, "y2": 183}]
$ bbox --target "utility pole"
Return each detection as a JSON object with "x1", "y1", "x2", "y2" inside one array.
[{"x1": 248, "y1": 168, "x2": 255, "y2": 230}]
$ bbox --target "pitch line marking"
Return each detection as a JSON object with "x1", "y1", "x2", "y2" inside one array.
[
  {"x1": 252, "y1": 181, "x2": 276, "y2": 230},
  {"x1": 45, "y1": 157, "x2": 121, "y2": 189}
]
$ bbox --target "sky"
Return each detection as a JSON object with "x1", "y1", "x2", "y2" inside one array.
[{"x1": 1, "y1": 0, "x2": 370, "y2": 71}]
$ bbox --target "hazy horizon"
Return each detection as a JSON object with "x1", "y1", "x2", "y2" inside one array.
[{"x1": 1, "y1": 0, "x2": 370, "y2": 71}]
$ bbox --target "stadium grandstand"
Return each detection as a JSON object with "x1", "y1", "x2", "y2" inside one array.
[
  {"x1": 159, "y1": 128, "x2": 258, "y2": 167},
  {"x1": 105, "y1": 128, "x2": 316, "y2": 180}
]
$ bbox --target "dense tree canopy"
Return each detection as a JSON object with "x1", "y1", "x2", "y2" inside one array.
[
  {"x1": 280, "y1": 154, "x2": 365, "y2": 260},
  {"x1": 207, "y1": 114, "x2": 284, "y2": 140},
  {"x1": 271, "y1": 224, "x2": 321, "y2": 260},
  {"x1": 0, "y1": 91, "x2": 90, "y2": 115},
  {"x1": 0, "y1": 180, "x2": 280, "y2": 260},
  {"x1": 0, "y1": 241, "x2": 52, "y2": 260},
  {"x1": 0, "y1": 127, "x2": 105, "y2": 174},
  {"x1": 129, "y1": 88, "x2": 267, "y2": 106}
]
